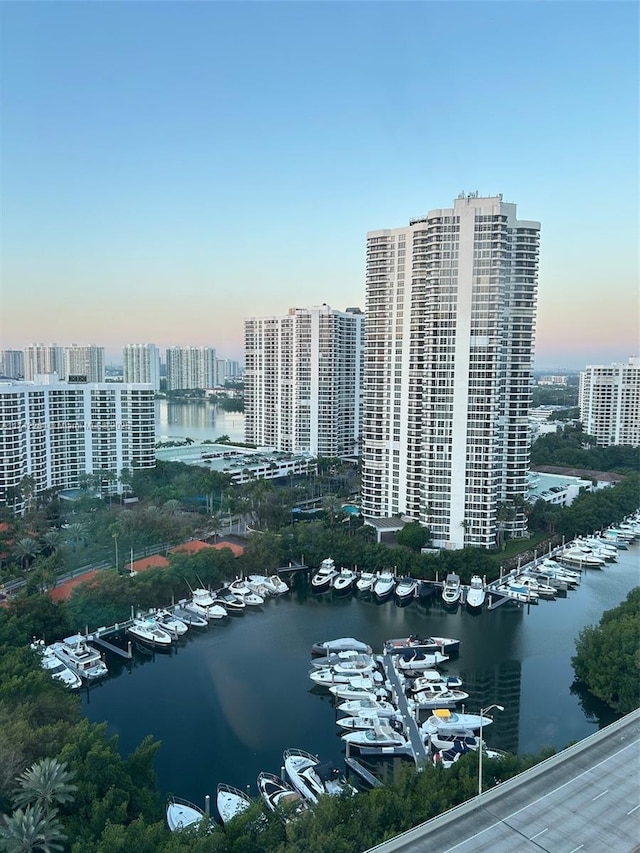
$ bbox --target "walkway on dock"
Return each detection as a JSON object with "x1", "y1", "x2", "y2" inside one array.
[{"x1": 380, "y1": 651, "x2": 429, "y2": 767}]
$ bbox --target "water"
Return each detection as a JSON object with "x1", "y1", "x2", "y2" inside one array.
[
  {"x1": 82, "y1": 546, "x2": 639, "y2": 807},
  {"x1": 156, "y1": 399, "x2": 246, "y2": 444}
]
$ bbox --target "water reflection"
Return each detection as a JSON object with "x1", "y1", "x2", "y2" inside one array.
[{"x1": 155, "y1": 400, "x2": 245, "y2": 444}]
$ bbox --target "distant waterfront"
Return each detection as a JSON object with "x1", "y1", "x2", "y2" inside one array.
[
  {"x1": 82, "y1": 546, "x2": 639, "y2": 809},
  {"x1": 155, "y1": 399, "x2": 245, "y2": 444}
]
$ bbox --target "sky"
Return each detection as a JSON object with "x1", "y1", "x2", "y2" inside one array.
[{"x1": 1, "y1": 1, "x2": 638, "y2": 369}]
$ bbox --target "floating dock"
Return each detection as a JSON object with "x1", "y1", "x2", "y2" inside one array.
[{"x1": 380, "y1": 651, "x2": 430, "y2": 767}]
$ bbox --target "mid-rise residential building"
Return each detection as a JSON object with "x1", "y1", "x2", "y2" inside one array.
[
  {"x1": 64, "y1": 345, "x2": 105, "y2": 383},
  {"x1": 166, "y1": 346, "x2": 216, "y2": 391},
  {"x1": 579, "y1": 357, "x2": 640, "y2": 446},
  {"x1": 0, "y1": 378, "x2": 156, "y2": 514},
  {"x1": 215, "y1": 359, "x2": 242, "y2": 385},
  {"x1": 23, "y1": 344, "x2": 65, "y2": 380},
  {"x1": 244, "y1": 305, "x2": 364, "y2": 456},
  {"x1": 362, "y1": 193, "x2": 540, "y2": 550},
  {"x1": 1, "y1": 350, "x2": 24, "y2": 379},
  {"x1": 123, "y1": 344, "x2": 161, "y2": 391}
]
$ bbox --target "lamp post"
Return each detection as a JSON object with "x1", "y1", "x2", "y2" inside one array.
[{"x1": 478, "y1": 704, "x2": 504, "y2": 797}]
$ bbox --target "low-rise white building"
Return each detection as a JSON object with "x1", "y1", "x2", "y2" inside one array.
[{"x1": 0, "y1": 378, "x2": 156, "y2": 514}]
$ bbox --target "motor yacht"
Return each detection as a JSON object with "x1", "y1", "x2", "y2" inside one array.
[
  {"x1": 394, "y1": 577, "x2": 418, "y2": 604},
  {"x1": 33, "y1": 641, "x2": 82, "y2": 689},
  {"x1": 441, "y1": 573, "x2": 462, "y2": 607},
  {"x1": 228, "y1": 578, "x2": 264, "y2": 607},
  {"x1": 311, "y1": 637, "x2": 373, "y2": 656},
  {"x1": 153, "y1": 609, "x2": 189, "y2": 636},
  {"x1": 396, "y1": 650, "x2": 448, "y2": 672},
  {"x1": 342, "y1": 723, "x2": 408, "y2": 749},
  {"x1": 311, "y1": 558, "x2": 338, "y2": 592},
  {"x1": 166, "y1": 796, "x2": 210, "y2": 832},
  {"x1": 332, "y1": 567, "x2": 357, "y2": 595},
  {"x1": 172, "y1": 603, "x2": 209, "y2": 627},
  {"x1": 216, "y1": 784, "x2": 252, "y2": 825},
  {"x1": 514, "y1": 575, "x2": 556, "y2": 599},
  {"x1": 466, "y1": 575, "x2": 486, "y2": 611},
  {"x1": 337, "y1": 697, "x2": 399, "y2": 718},
  {"x1": 50, "y1": 635, "x2": 108, "y2": 681},
  {"x1": 257, "y1": 772, "x2": 308, "y2": 821},
  {"x1": 126, "y1": 617, "x2": 173, "y2": 647},
  {"x1": 211, "y1": 588, "x2": 245, "y2": 614},
  {"x1": 385, "y1": 635, "x2": 460, "y2": 655},
  {"x1": 310, "y1": 667, "x2": 383, "y2": 688},
  {"x1": 283, "y1": 749, "x2": 354, "y2": 804},
  {"x1": 373, "y1": 570, "x2": 396, "y2": 602},
  {"x1": 355, "y1": 571, "x2": 377, "y2": 593},
  {"x1": 422, "y1": 708, "x2": 494, "y2": 734}
]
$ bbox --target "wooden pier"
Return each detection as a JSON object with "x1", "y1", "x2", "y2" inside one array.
[{"x1": 344, "y1": 756, "x2": 383, "y2": 788}]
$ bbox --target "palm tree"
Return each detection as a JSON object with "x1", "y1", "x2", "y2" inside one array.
[
  {"x1": 0, "y1": 803, "x2": 66, "y2": 853},
  {"x1": 12, "y1": 758, "x2": 76, "y2": 812},
  {"x1": 13, "y1": 538, "x2": 41, "y2": 572}
]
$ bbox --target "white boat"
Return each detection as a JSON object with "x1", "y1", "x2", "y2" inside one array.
[
  {"x1": 126, "y1": 617, "x2": 173, "y2": 647},
  {"x1": 466, "y1": 576, "x2": 486, "y2": 611},
  {"x1": 332, "y1": 567, "x2": 357, "y2": 594},
  {"x1": 229, "y1": 578, "x2": 265, "y2": 606},
  {"x1": 311, "y1": 637, "x2": 372, "y2": 656},
  {"x1": 396, "y1": 650, "x2": 448, "y2": 671},
  {"x1": 373, "y1": 570, "x2": 396, "y2": 601},
  {"x1": 385, "y1": 635, "x2": 460, "y2": 655},
  {"x1": 329, "y1": 682, "x2": 389, "y2": 702},
  {"x1": 514, "y1": 575, "x2": 556, "y2": 599},
  {"x1": 355, "y1": 571, "x2": 377, "y2": 593},
  {"x1": 257, "y1": 772, "x2": 308, "y2": 821},
  {"x1": 422, "y1": 708, "x2": 494, "y2": 734},
  {"x1": 337, "y1": 698, "x2": 399, "y2": 719},
  {"x1": 212, "y1": 588, "x2": 245, "y2": 613},
  {"x1": 311, "y1": 558, "x2": 338, "y2": 592},
  {"x1": 50, "y1": 635, "x2": 108, "y2": 681},
  {"x1": 559, "y1": 548, "x2": 605, "y2": 567},
  {"x1": 310, "y1": 667, "x2": 382, "y2": 688},
  {"x1": 427, "y1": 729, "x2": 482, "y2": 751},
  {"x1": 433, "y1": 740, "x2": 474, "y2": 768},
  {"x1": 166, "y1": 796, "x2": 209, "y2": 831},
  {"x1": 267, "y1": 575, "x2": 289, "y2": 595},
  {"x1": 246, "y1": 576, "x2": 273, "y2": 598},
  {"x1": 408, "y1": 670, "x2": 464, "y2": 690},
  {"x1": 337, "y1": 711, "x2": 399, "y2": 730},
  {"x1": 441, "y1": 573, "x2": 461, "y2": 606},
  {"x1": 216, "y1": 783, "x2": 252, "y2": 825},
  {"x1": 412, "y1": 687, "x2": 469, "y2": 709},
  {"x1": 342, "y1": 724, "x2": 407, "y2": 749},
  {"x1": 496, "y1": 584, "x2": 538, "y2": 603},
  {"x1": 33, "y1": 642, "x2": 82, "y2": 689},
  {"x1": 172, "y1": 603, "x2": 209, "y2": 628},
  {"x1": 394, "y1": 577, "x2": 418, "y2": 603},
  {"x1": 184, "y1": 598, "x2": 228, "y2": 620},
  {"x1": 309, "y1": 651, "x2": 375, "y2": 670},
  {"x1": 283, "y1": 749, "x2": 354, "y2": 804},
  {"x1": 153, "y1": 609, "x2": 189, "y2": 636}
]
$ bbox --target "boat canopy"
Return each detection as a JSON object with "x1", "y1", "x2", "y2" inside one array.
[{"x1": 434, "y1": 708, "x2": 452, "y2": 719}]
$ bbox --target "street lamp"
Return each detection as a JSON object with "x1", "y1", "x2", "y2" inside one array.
[{"x1": 478, "y1": 704, "x2": 504, "y2": 797}]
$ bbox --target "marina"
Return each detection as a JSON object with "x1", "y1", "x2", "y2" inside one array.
[{"x1": 76, "y1": 524, "x2": 639, "y2": 811}]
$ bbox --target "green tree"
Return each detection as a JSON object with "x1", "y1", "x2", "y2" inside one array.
[
  {"x1": 13, "y1": 758, "x2": 76, "y2": 812},
  {"x1": 396, "y1": 521, "x2": 430, "y2": 552},
  {"x1": 0, "y1": 802, "x2": 66, "y2": 853}
]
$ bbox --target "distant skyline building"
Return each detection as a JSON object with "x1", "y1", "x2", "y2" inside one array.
[
  {"x1": 165, "y1": 346, "x2": 216, "y2": 391},
  {"x1": 64, "y1": 345, "x2": 105, "y2": 383},
  {"x1": 215, "y1": 358, "x2": 242, "y2": 386},
  {"x1": 123, "y1": 344, "x2": 161, "y2": 391},
  {"x1": 1, "y1": 350, "x2": 24, "y2": 379},
  {"x1": 579, "y1": 356, "x2": 640, "y2": 447},
  {"x1": 361, "y1": 193, "x2": 540, "y2": 549},
  {"x1": 23, "y1": 344, "x2": 65, "y2": 381},
  {"x1": 0, "y1": 378, "x2": 156, "y2": 515},
  {"x1": 244, "y1": 304, "x2": 364, "y2": 456}
]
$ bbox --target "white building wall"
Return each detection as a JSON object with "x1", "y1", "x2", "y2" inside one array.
[
  {"x1": 123, "y1": 344, "x2": 161, "y2": 391},
  {"x1": 579, "y1": 357, "x2": 640, "y2": 447}
]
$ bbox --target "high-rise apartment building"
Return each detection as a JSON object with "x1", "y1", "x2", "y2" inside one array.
[
  {"x1": 165, "y1": 347, "x2": 216, "y2": 391},
  {"x1": 23, "y1": 344, "x2": 65, "y2": 380},
  {"x1": 123, "y1": 344, "x2": 161, "y2": 391},
  {"x1": 579, "y1": 357, "x2": 640, "y2": 446},
  {"x1": 64, "y1": 345, "x2": 105, "y2": 383},
  {"x1": 0, "y1": 378, "x2": 156, "y2": 514},
  {"x1": 1, "y1": 350, "x2": 24, "y2": 379},
  {"x1": 245, "y1": 305, "x2": 364, "y2": 456},
  {"x1": 362, "y1": 193, "x2": 540, "y2": 550},
  {"x1": 215, "y1": 359, "x2": 242, "y2": 386}
]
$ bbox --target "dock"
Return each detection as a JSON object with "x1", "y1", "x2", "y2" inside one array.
[
  {"x1": 89, "y1": 635, "x2": 133, "y2": 659},
  {"x1": 344, "y1": 756, "x2": 383, "y2": 788},
  {"x1": 380, "y1": 651, "x2": 430, "y2": 768}
]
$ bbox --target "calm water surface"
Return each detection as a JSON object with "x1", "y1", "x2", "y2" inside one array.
[
  {"x1": 156, "y1": 399, "x2": 246, "y2": 444},
  {"x1": 82, "y1": 546, "x2": 639, "y2": 805}
]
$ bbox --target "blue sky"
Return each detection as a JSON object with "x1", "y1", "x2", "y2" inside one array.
[{"x1": 1, "y1": 1, "x2": 638, "y2": 368}]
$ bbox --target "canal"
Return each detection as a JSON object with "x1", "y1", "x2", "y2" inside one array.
[{"x1": 82, "y1": 545, "x2": 639, "y2": 808}]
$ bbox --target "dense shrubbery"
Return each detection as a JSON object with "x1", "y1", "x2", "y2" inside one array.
[
  {"x1": 530, "y1": 425, "x2": 640, "y2": 473},
  {"x1": 572, "y1": 588, "x2": 640, "y2": 714}
]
